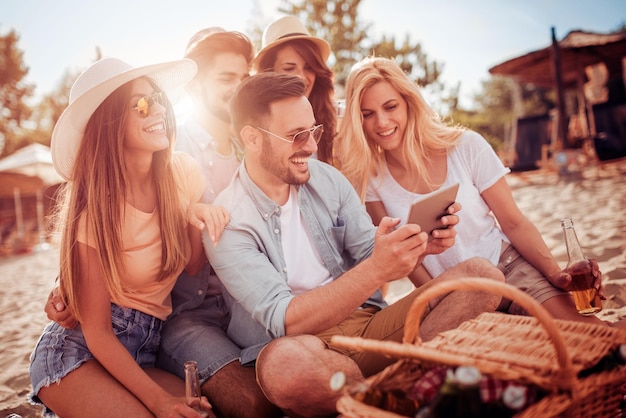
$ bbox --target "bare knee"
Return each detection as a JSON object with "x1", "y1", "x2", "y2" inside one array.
[
  {"x1": 458, "y1": 257, "x2": 505, "y2": 282},
  {"x1": 257, "y1": 335, "x2": 351, "y2": 417},
  {"x1": 257, "y1": 335, "x2": 326, "y2": 400}
]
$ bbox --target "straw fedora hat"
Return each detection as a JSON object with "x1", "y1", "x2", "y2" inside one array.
[
  {"x1": 51, "y1": 57, "x2": 197, "y2": 181},
  {"x1": 254, "y1": 15, "x2": 331, "y2": 70}
]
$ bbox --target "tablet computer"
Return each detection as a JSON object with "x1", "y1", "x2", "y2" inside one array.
[{"x1": 406, "y1": 183, "x2": 460, "y2": 240}]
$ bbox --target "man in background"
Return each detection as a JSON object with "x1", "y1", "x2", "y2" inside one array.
[{"x1": 159, "y1": 27, "x2": 281, "y2": 418}]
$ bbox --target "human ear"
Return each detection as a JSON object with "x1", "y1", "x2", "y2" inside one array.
[{"x1": 240, "y1": 126, "x2": 262, "y2": 151}]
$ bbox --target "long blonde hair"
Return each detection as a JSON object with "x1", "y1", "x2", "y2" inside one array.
[
  {"x1": 337, "y1": 57, "x2": 464, "y2": 201},
  {"x1": 53, "y1": 78, "x2": 189, "y2": 322}
]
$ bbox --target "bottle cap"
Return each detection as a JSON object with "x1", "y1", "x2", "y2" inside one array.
[
  {"x1": 502, "y1": 384, "x2": 527, "y2": 410},
  {"x1": 454, "y1": 366, "x2": 481, "y2": 387}
]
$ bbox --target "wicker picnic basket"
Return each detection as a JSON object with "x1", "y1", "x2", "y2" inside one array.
[{"x1": 331, "y1": 278, "x2": 626, "y2": 417}]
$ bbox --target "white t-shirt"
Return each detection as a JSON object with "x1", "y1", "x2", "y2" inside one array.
[
  {"x1": 281, "y1": 186, "x2": 333, "y2": 294},
  {"x1": 366, "y1": 130, "x2": 510, "y2": 278}
]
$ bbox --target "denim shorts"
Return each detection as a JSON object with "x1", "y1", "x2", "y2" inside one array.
[
  {"x1": 29, "y1": 303, "x2": 162, "y2": 417},
  {"x1": 157, "y1": 293, "x2": 241, "y2": 385},
  {"x1": 497, "y1": 241, "x2": 569, "y2": 314}
]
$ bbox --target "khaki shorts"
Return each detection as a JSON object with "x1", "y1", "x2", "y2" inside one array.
[
  {"x1": 316, "y1": 280, "x2": 438, "y2": 377},
  {"x1": 497, "y1": 241, "x2": 568, "y2": 314}
]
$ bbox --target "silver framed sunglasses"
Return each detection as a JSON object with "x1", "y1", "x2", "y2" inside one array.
[{"x1": 256, "y1": 124, "x2": 324, "y2": 147}]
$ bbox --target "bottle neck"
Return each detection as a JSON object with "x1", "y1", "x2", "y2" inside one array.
[
  {"x1": 561, "y1": 218, "x2": 585, "y2": 262},
  {"x1": 184, "y1": 360, "x2": 198, "y2": 371}
]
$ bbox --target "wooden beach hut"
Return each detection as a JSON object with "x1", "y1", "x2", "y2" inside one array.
[
  {"x1": 0, "y1": 144, "x2": 63, "y2": 255},
  {"x1": 489, "y1": 28, "x2": 626, "y2": 170}
]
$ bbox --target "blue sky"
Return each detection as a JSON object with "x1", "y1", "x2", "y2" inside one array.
[{"x1": 2, "y1": 0, "x2": 625, "y2": 108}]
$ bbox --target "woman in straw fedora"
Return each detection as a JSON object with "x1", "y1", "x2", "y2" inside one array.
[
  {"x1": 254, "y1": 15, "x2": 337, "y2": 165},
  {"x1": 29, "y1": 57, "x2": 220, "y2": 417}
]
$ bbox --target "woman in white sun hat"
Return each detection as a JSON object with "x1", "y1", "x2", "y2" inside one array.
[
  {"x1": 254, "y1": 15, "x2": 337, "y2": 165},
  {"x1": 29, "y1": 57, "x2": 218, "y2": 417}
]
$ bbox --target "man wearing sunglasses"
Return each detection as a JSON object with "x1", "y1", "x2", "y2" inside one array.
[{"x1": 205, "y1": 72, "x2": 505, "y2": 417}]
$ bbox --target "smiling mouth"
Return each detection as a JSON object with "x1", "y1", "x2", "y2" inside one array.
[
  {"x1": 291, "y1": 156, "x2": 309, "y2": 166},
  {"x1": 145, "y1": 122, "x2": 166, "y2": 134},
  {"x1": 379, "y1": 127, "x2": 396, "y2": 137}
]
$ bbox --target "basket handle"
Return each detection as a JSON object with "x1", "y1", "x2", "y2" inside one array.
[{"x1": 403, "y1": 277, "x2": 573, "y2": 375}]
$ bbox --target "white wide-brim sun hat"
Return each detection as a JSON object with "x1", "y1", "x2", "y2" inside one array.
[
  {"x1": 51, "y1": 57, "x2": 197, "y2": 181},
  {"x1": 254, "y1": 15, "x2": 331, "y2": 71}
]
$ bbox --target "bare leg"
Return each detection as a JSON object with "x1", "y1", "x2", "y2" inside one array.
[
  {"x1": 145, "y1": 367, "x2": 186, "y2": 396},
  {"x1": 541, "y1": 294, "x2": 607, "y2": 325},
  {"x1": 146, "y1": 368, "x2": 217, "y2": 418},
  {"x1": 256, "y1": 335, "x2": 363, "y2": 418},
  {"x1": 202, "y1": 361, "x2": 282, "y2": 418},
  {"x1": 37, "y1": 360, "x2": 153, "y2": 418},
  {"x1": 420, "y1": 257, "x2": 504, "y2": 341}
]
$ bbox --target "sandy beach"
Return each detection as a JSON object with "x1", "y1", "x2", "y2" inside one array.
[{"x1": 1, "y1": 159, "x2": 625, "y2": 417}]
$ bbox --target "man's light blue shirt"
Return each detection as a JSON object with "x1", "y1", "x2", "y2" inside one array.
[{"x1": 206, "y1": 159, "x2": 387, "y2": 363}]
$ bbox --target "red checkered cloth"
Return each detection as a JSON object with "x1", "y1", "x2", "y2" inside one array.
[
  {"x1": 409, "y1": 366, "x2": 449, "y2": 404},
  {"x1": 479, "y1": 375, "x2": 507, "y2": 403}
]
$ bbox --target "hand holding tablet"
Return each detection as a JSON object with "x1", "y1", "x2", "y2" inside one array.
[{"x1": 406, "y1": 183, "x2": 460, "y2": 240}]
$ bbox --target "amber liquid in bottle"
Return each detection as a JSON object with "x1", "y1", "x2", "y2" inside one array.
[{"x1": 561, "y1": 218, "x2": 602, "y2": 315}]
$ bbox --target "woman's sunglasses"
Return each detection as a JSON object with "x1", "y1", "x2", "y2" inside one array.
[
  {"x1": 132, "y1": 92, "x2": 165, "y2": 118},
  {"x1": 256, "y1": 124, "x2": 324, "y2": 148}
]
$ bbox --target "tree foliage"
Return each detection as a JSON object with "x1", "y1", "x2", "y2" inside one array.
[
  {"x1": 0, "y1": 29, "x2": 34, "y2": 156},
  {"x1": 451, "y1": 75, "x2": 554, "y2": 153},
  {"x1": 24, "y1": 68, "x2": 77, "y2": 147},
  {"x1": 278, "y1": 0, "x2": 370, "y2": 85},
  {"x1": 277, "y1": 0, "x2": 456, "y2": 107}
]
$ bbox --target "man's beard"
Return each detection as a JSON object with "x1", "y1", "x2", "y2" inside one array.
[
  {"x1": 260, "y1": 136, "x2": 309, "y2": 186},
  {"x1": 202, "y1": 93, "x2": 231, "y2": 124}
]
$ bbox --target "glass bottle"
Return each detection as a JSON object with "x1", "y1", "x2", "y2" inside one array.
[
  {"x1": 561, "y1": 218, "x2": 602, "y2": 315},
  {"x1": 429, "y1": 366, "x2": 484, "y2": 417},
  {"x1": 184, "y1": 360, "x2": 209, "y2": 417}
]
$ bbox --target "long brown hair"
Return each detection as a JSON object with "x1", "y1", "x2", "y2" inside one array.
[
  {"x1": 54, "y1": 78, "x2": 189, "y2": 321},
  {"x1": 257, "y1": 39, "x2": 336, "y2": 164}
]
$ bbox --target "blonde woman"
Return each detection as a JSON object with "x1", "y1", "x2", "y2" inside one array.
[
  {"x1": 29, "y1": 58, "x2": 217, "y2": 417},
  {"x1": 337, "y1": 56, "x2": 610, "y2": 325}
]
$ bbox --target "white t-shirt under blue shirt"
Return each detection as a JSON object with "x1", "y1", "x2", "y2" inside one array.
[
  {"x1": 366, "y1": 130, "x2": 510, "y2": 278},
  {"x1": 281, "y1": 186, "x2": 333, "y2": 294}
]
